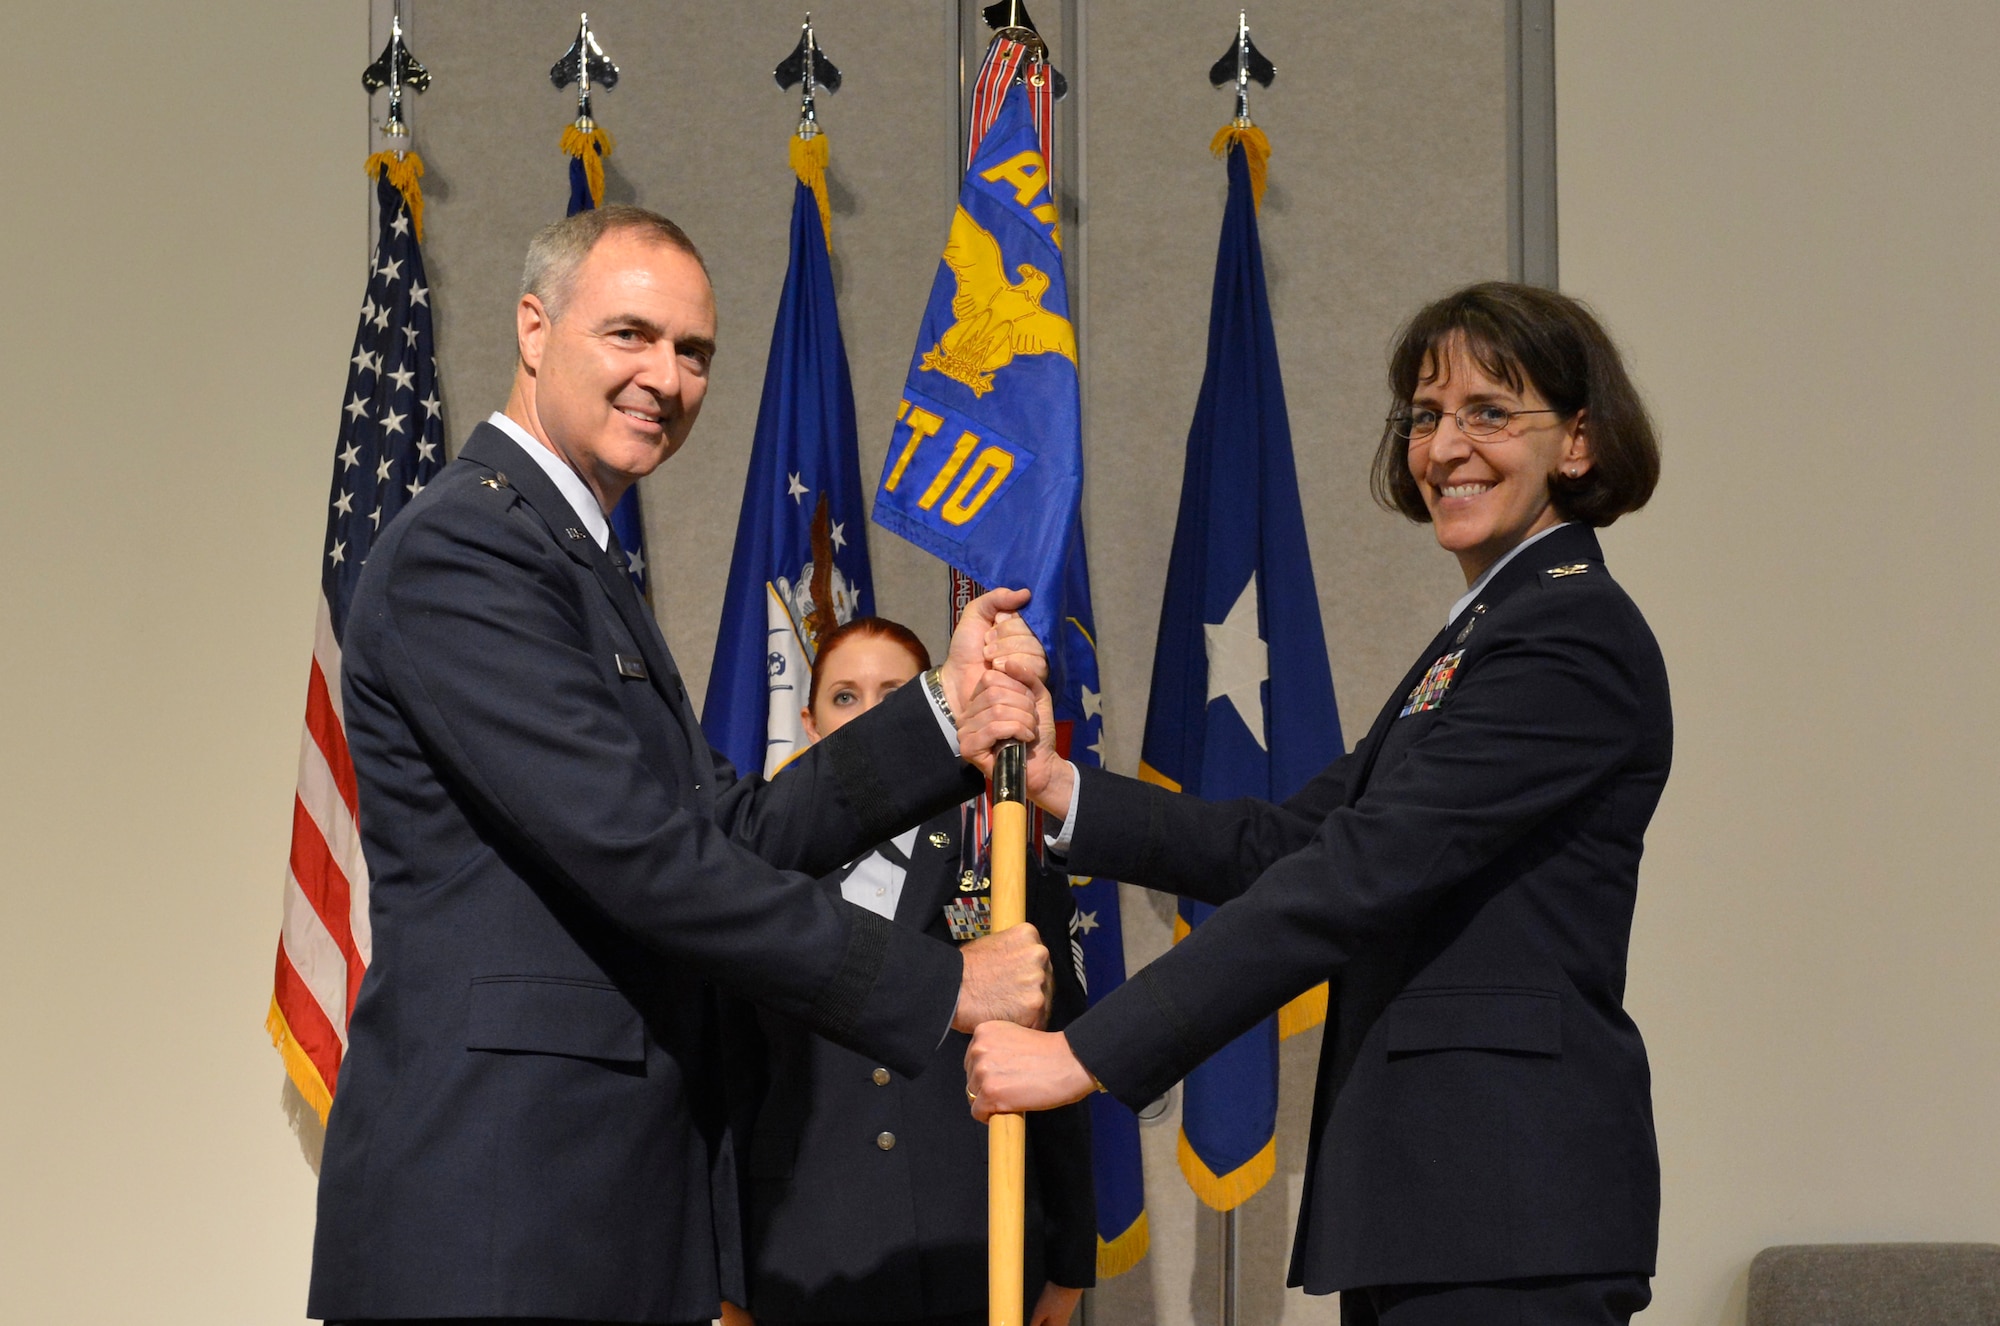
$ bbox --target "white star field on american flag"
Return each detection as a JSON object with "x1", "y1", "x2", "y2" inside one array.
[{"x1": 321, "y1": 177, "x2": 445, "y2": 621}]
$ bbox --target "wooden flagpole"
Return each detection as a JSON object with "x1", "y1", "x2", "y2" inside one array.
[{"x1": 988, "y1": 739, "x2": 1029, "y2": 1326}]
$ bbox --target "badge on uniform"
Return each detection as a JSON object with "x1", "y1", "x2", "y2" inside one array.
[
  {"x1": 943, "y1": 896, "x2": 992, "y2": 941},
  {"x1": 1454, "y1": 603, "x2": 1487, "y2": 647},
  {"x1": 1400, "y1": 649, "x2": 1464, "y2": 717}
]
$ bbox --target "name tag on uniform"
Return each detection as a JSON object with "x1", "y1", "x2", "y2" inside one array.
[
  {"x1": 614, "y1": 653, "x2": 648, "y2": 680},
  {"x1": 1400, "y1": 650, "x2": 1464, "y2": 717}
]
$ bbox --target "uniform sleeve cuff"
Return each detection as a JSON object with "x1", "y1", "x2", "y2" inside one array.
[
  {"x1": 1044, "y1": 762, "x2": 1081, "y2": 853},
  {"x1": 921, "y1": 668, "x2": 961, "y2": 757}
]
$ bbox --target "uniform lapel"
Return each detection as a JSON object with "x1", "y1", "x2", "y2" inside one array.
[
  {"x1": 457, "y1": 425, "x2": 716, "y2": 799},
  {"x1": 893, "y1": 810, "x2": 959, "y2": 930},
  {"x1": 1344, "y1": 526, "x2": 1607, "y2": 802},
  {"x1": 1345, "y1": 617, "x2": 1461, "y2": 802}
]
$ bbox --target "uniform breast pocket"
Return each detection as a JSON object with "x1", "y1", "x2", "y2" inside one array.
[
  {"x1": 465, "y1": 975, "x2": 646, "y2": 1067},
  {"x1": 1383, "y1": 987, "x2": 1562, "y2": 1058}
]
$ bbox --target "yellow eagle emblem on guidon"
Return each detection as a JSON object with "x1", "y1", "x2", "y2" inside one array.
[{"x1": 919, "y1": 207, "x2": 1077, "y2": 398}]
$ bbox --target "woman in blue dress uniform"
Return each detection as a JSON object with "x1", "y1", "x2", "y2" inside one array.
[
  {"x1": 728, "y1": 617, "x2": 1094, "y2": 1326},
  {"x1": 966, "y1": 283, "x2": 1670, "y2": 1325}
]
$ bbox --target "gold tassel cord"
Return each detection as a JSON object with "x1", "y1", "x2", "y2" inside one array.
[
  {"x1": 789, "y1": 130, "x2": 834, "y2": 255},
  {"x1": 1209, "y1": 123, "x2": 1271, "y2": 213},
  {"x1": 561, "y1": 123, "x2": 617, "y2": 210},
  {"x1": 364, "y1": 149, "x2": 427, "y2": 242}
]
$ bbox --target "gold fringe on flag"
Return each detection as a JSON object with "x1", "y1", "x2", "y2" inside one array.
[
  {"x1": 1278, "y1": 981, "x2": 1328, "y2": 1039},
  {"x1": 266, "y1": 996, "x2": 334, "y2": 1124},
  {"x1": 1177, "y1": 1129, "x2": 1277, "y2": 1212},
  {"x1": 1209, "y1": 123, "x2": 1271, "y2": 213},
  {"x1": 561, "y1": 122, "x2": 617, "y2": 210},
  {"x1": 364, "y1": 149, "x2": 428, "y2": 242},
  {"x1": 1096, "y1": 1211, "x2": 1152, "y2": 1278},
  {"x1": 789, "y1": 130, "x2": 833, "y2": 254}
]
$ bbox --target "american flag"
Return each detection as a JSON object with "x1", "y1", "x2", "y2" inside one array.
[{"x1": 267, "y1": 159, "x2": 444, "y2": 1122}]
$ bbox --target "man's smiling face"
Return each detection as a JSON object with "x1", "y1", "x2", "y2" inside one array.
[{"x1": 516, "y1": 228, "x2": 718, "y2": 509}]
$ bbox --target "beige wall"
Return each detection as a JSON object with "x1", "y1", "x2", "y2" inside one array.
[
  {"x1": 0, "y1": 3, "x2": 363, "y2": 1321},
  {"x1": 1558, "y1": 4, "x2": 2000, "y2": 1323}
]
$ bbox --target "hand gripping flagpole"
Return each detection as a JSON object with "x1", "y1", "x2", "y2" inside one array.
[{"x1": 988, "y1": 739, "x2": 1030, "y2": 1326}]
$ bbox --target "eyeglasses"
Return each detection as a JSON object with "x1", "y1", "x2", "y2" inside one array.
[{"x1": 1390, "y1": 404, "x2": 1562, "y2": 442}]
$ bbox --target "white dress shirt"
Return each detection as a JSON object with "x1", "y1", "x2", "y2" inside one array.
[
  {"x1": 838, "y1": 826, "x2": 923, "y2": 920},
  {"x1": 486, "y1": 412, "x2": 611, "y2": 550}
]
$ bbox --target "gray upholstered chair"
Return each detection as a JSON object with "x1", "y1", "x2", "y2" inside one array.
[{"x1": 1747, "y1": 1243, "x2": 2000, "y2": 1326}]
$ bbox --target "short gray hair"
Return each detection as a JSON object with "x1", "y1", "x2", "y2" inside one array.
[{"x1": 520, "y1": 204, "x2": 708, "y2": 322}]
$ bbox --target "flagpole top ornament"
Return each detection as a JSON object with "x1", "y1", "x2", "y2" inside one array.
[
  {"x1": 980, "y1": 0, "x2": 1068, "y2": 102},
  {"x1": 1208, "y1": 10, "x2": 1275, "y2": 127},
  {"x1": 362, "y1": 3, "x2": 430, "y2": 153},
  {"x1": 774, "y1": 14, "x2": 843, "y2": 139},
  {"x1": 551, "y1": 12, "x2": 620, "y2": 133}
]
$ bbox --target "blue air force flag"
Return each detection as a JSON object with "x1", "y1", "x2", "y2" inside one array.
[
  {"x1": 1051, "y1": 522, "x2": 1150, "y2": 1275},
  {"x1": 702, "y1": 152, "x2": 873, "y2": 778},
  {"x1": 562, "y1": 131, "x2": 652, "y2": 600},
  {"x1": 1139, "y1": 133, "x2": 1344, "y2": 1211},
  {"x1": 873, "y1": 87, "x2": 1081, "y2": 645}
]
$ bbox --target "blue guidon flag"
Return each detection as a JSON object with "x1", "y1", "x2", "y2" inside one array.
[{"x1": 873, "y1": 85, "x2": 1081, "y2": 645}]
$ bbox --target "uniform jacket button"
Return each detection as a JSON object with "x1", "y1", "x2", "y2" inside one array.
[
  {"x1": 872, "y1": 1067, "x2": 891, "y2": 1086},
  {"x1": 876, "y1": 1131, "x2": 896, "y2": 1151}
]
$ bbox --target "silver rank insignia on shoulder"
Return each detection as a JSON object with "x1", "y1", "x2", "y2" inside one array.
[
  {"x1": 614, "y1": 653, "x2": 648, "y2": 680},
  {"x1": 944, "y1": 896, "x2": 992, "y2": 941},
  {"x1": 928, "y1": 830, "x2": 952, "y2": 849},
  {"x1": 1547, "y1": 562, "x2": 1591, "y2": 578},
  {"x1": 479, "y1": 471, "x2": 510, "y2": 490},
  {"x1": 1454, "y1": 603, "x2": 1487, "y2": 646}
]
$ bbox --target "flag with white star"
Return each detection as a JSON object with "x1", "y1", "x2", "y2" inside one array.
[
  {"x1": 701, "y1": 133, "x2": 874, "y2": 779},
  {"x1": 1048, "y1": 520, "x2": 1151, "y2": 1276},
  {"x1": 1137, "y1": 131, "x2": 1344, "y2": 1211},
  {"x1": 268, "y1": 159, "x2": 445, "y2": 1123}
]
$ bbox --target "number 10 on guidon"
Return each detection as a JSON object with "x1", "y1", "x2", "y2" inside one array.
[{"x1": 884, "y1": 396, "x2": 1038, "y2": 534}]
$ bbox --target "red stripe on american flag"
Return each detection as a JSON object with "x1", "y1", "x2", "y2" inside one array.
[
  {"x1": 288, "y1": 795, "x2": 365, "y2": 1003},
  {"x1": 274, "y1": 944, "x2": 344, "y2": 1092},
  {"x1": 304, "y1": 656, "x2": 359, "y2": 820}
]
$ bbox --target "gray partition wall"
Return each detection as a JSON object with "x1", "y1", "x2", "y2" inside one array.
[{"x1": 382, "y1": 4, "x2": 1512, "y2": 1322}]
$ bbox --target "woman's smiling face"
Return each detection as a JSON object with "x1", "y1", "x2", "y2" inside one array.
[{"x1": 1407, "y1": 335, "x2": 1592, "y2": 585}]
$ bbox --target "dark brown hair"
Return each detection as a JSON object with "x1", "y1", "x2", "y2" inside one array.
[
  {"x1": 806, "y1": 617, "x2": 932, "y2": 713},
  {"x1": 1370, "y1": 282, "x2": 1660, "y2": 528}
]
